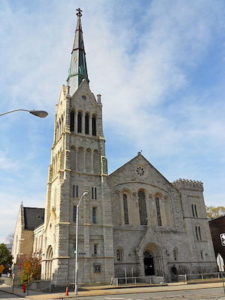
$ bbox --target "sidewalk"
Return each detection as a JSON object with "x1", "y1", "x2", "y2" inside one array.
[{"x1": 1, "y1": 281, "x2": 225, "y2": 299}]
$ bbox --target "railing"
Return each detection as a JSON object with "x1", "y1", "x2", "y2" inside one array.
[
  {"x1": 111, "y1": 275, "x2": 164, "y2": 286},
  {"x1": 185, "y1": 272, "x2": 225, "y2": 283},
  {"x1": 111, "y1": 272, "x2": 225, "y2": 286}
]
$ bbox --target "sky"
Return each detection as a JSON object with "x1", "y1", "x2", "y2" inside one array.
[{"x1": 0, "y1": 0, "x2": 225, "y2": 243}]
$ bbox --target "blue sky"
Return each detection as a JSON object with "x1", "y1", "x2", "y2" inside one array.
[{"x1": 0, "y1": 0, "x2": 225, "y2": 243}]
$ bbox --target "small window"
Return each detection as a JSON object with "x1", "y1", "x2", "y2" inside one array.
[
  {"x1": 91, "y1": 187, "x2": 97, "y2": 200},
  {"x1": 93, "y1": 244, "x2": 98, "y2": 256},
  {"x1": 72, "y1": 185, "x2": 79, "y2": 198},
  {"x1": 82, "y1": 95, "x2": 86, "y2": 100},
  {"x1": 173, "y1": 248, "x2": 178, "y2": 261},
  {"x1": 200, "y1": 250, "x2": 204, "y2": 260},
  {"x1": 92, "y1": 207, "x2": 97, "y2": 224},
  {"x1": 116, "y1": 249, "x2": 123, "y2": 261},
  {"x1": 93, "y1": 263, "x2": 101, "y2": 273}
]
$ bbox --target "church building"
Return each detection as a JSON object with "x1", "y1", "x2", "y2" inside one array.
[{"x1": 12, "y1": 9, "x2": 217, "y2": 287}]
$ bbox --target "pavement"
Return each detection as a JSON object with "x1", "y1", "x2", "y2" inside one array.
[{"x1": 0, "y1": 281, "x2": 225, "y2": 299}]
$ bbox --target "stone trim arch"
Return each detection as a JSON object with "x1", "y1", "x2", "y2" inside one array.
[{"x1": 45, "y1": 245, "x2": 53, "y2": 280}]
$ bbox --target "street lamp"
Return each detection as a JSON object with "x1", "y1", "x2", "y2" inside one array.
[
  {"x1": 74, "y1": 191, "x2": 88, "y2": 295},
  {"x1": 0, "y1": 109, "x2": 48, "y2": 118}
]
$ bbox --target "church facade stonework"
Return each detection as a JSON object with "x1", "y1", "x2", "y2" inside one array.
[{"x1": 12, "y1": 11, "x2": 217, "y2": 287}]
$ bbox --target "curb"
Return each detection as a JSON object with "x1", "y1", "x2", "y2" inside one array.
[{"x1": 0, "y1": 287, "x2": 25, "y2": 298}]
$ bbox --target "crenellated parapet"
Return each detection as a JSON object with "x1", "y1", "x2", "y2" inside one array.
[{"x1": 172, "y1": 179, "x2": 203, "y2": 192}]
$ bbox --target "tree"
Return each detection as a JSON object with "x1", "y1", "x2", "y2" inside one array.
[
  {"x1": 0, "y1": 243, "x2": 13, "y2": 275},
  {"x1": 206, "y1": 206, "x2": 225, "y2": 219},
  {"x1": 18, "y1": 255, "x2": 41, "y2": 284}
]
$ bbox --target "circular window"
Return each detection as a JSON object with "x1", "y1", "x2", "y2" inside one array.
[{"x1": 136, "y1": 166, "x2": 145, "y2": 176}]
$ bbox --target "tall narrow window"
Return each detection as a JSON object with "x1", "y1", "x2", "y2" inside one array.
[
  {"x1": 195, "y1": 225, "x2": 202, "y2": 241},
  {"x1": 92, "y1": 207, "x2": 97, "y2": 224},
  {"x1": 77, "y1": 112, "x2": 82, "y2": 133},
  {"x1": 91, "y1": 187, "x2": 97, "y2": 200},
  {"x1": 198, "y1": 226, "x2": 202, "y2": 240},
  {"x1": 72, "y1": 185, "x2": 79, "y2": 198},
  {"x1": 123, "y1": 194, "x2": 129, "y2": 224},
  {"x1": 85, "y1": 113, "x2": 89, "y2": 134},
  {"x1": 155, "y1": 197, "x2": 162, "y2": 226},
  {"x1": 92, "y1": 115, "x2": 96, "y2": 136},
  {"x1": 70, "y1": 111, "x2": 75, "y2": 132},
  {"x1": 194, "y1": 205, "x2": 198, "y2": 218},
  {"x1": 138, "y1": 190, "x2": 148, "y2": 225},
  {"x1": 192, "y1": 204, "x2": 195, "y2": 218},
  {"x1": 192, "y1": 204, "x2": 198, "y2": 218},
  {"x1": 73, "y1": 206, "x2": 77, "y2": 223},
  {"x1": 173, "y1": 248, "x2": 178, "y2": 261}
]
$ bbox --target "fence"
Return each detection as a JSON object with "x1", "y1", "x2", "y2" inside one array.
[{"x1": 111, "y1": 275, "x2": 164, "y2": 286}]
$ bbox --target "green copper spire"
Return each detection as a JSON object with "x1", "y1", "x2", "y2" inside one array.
[{"x1": 67, "y1": 8, "x2": 89, "y2": 96}]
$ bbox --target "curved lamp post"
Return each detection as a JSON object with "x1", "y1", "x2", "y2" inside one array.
[
  {"x1": 0, "y1": 109, "x2": 48, "y2": 118},
  {"x1": 74, "y1": 191, "x2": 89, "y2": 295}
]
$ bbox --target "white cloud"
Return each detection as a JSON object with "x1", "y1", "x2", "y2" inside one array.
[{"x1": 1, "y1": 0, "x2": 225, "y2": 242}]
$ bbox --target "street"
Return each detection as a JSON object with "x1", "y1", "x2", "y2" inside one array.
[{"x1": 73, "y1": 287, "x2": 225, "y2": 300}]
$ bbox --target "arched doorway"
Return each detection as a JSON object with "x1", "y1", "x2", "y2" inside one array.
[
  {"x1": 144, "y1": 251, "x2": 155, "y2": 276},
  {"x1": 45, "y1": 245, "x2": 53, "y2": 280}
]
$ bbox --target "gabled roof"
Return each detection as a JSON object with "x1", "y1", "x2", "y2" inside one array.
[
  {"x1": 23, "y1": 207, "x2": 44, "y2": 230},
  {"x1": 109, "y1": 152, "x2": 172, "y2": 186}
]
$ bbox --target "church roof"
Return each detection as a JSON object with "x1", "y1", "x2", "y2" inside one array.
[{"x1": 23, "y1": 207, "x2": 44, "y2": 230}]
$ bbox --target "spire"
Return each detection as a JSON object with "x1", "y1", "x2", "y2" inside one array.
[{"x1": 67, "y1": 8, "x2": 89, "y2": 96}]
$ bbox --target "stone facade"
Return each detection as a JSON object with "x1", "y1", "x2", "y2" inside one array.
[
  {"x1": 209, "y1": 216, "x2": 225, "y2": 270},
  {"x1": 109, "y1": 156, "x2": 216, "y2": 281},
  {"x1": 12, "y1": 11, "x2": 217, "y2": 287}
]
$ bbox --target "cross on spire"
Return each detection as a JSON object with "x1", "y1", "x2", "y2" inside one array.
[{"x1": 76, "y1": 8, "x2": 82, "y2": 17}]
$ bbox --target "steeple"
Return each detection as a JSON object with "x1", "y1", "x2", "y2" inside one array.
[{"x1": 67, "y1": 8, "x2": 89, "y2": 96}]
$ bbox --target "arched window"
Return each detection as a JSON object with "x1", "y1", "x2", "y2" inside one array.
[
  {"x1": 195, "y1": 225, "x2": 202, "y2": 241},
  {"x1": 77, "y1": 112, "x2": 82, "y2": 133},
  {"x1": 123, "y1": 194, "x2": 129, "y2": 224},
  {"x1": 70, "y1": 111, "x2": 75, "y2": 132},
  {"x1": 45, "y1": 246, "x2": 53, "y2": 280},
  {"x1": 85, "y1": 113, "x2": 90, "y2": 134},
  {"x1": 138, "y1": 190, "x2": 148, "y2": 225},
  {"x1": 116, "y1": 248, "x2": 123, "y2": 261},
  {"x1": 192, "y1": 204, "x2": 198, "y2": 218},
  {"x1": 92, "y1": 115, "x2": 97, "y2": 136},
  {"x1": 155, "y1": 197, "x2": 162, "y2": 226}
]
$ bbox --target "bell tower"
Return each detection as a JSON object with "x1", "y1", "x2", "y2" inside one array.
[{"x1": 42, "y1": 9, "x2": 114, "y2": 286}]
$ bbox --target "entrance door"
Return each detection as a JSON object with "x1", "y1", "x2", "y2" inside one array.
[{"x1": 144, "y1": 251, "x2": 155, "y2": 276}]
